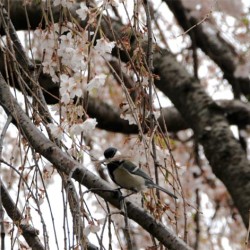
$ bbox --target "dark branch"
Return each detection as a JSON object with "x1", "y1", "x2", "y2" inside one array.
[
  {"x1": 165, "y1": 0, "x2": 250, "y2": 97},
  {"x1": 153, "y1": 49, "x2": 250, "y2": 227}
]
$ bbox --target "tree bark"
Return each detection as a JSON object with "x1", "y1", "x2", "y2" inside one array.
[
  {"x1": 0, "y1": 72, "x2": 192, "y2": 250},
  {"x1": 153, "y1": 50, "x2": 250, "y2": 227},
  {"x1": 165, "y1": 0, "x2": 250, "y2": 97}
]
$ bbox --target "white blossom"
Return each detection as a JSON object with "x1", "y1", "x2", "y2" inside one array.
[
  {"x1": 83, "y1": 223, "x2": 100, "y2": 236},
  {"x1": 120, "y1": 103, "x2": 137, "y2": 125},
  {"x1": 120, "y1": 113, "x2": 136, "y2": 125},
  {"x1": 82, "y1": 118, "x2": 98, "y2": 135},
  {"x1": 69, "y1": 124, "x2": 85, "y2": 135},
  {"x1": 60, "y1": 32, "x2": 73, "y2": 48},
  {"x1": 42, "y1": 60, "x2": 58, "y2": 82},
  {"x1": 61, "y1": 92, "x2": 71, "y2": 104},
  {"x1": 59, "y1": 74, "x2": 84, "y2": 100},
  {"x1": 59, "y1": 74, "x2": 74, "y2": 95},
  {"x1": 69, "y1": 82, "x2": 83, "y2": 98},
  {"x1": 76, "y1": 2, "x2": 89, "y2": 21},
  {"x1": 69, "y1": 118, "x2": 97, "y2": 136},
  {"x1": 87, "y1": 74, "x2": 106, "y2": 92},
  {"x1": 71, "y1": 47, "x2": 88, "y2": 71},
  {"x1": 39, "y1": 197, "x2": 44, "y2": 205},
  {"x1": 75, "y1": 105, "x2": 84, "y2": 117},
  {"x1": 41, "y1": 31, "x2": 55, "y2": 50},
  {"x1": 94, "y1": 38, "x2": 115, "y2": 54}
]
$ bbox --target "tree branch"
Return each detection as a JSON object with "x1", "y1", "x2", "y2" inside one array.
[
  {"x1": 153, "y1": 49, "x2": 250, "y2": 227},
  {"x1": 0, "y1": 73, "x2": 192, "y2": 250},
  {"x1": 165, "y1": 0, "x2": 250, "y2": 97}
]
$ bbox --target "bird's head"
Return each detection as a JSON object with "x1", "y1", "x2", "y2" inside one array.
[{"x1": 104, "y1": 147, "x2": 118, "y2": 159}]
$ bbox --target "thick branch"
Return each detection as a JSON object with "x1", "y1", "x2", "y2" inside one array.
[
  {"x1": 0, "y1": 73, "x2": 192, "y2": 250},
  {"x1": 153, "y1": 49, "x2": 250, "y2": 227},
  {"x1": 165, "y1": 0, "x2": 250, "y2": 97}
]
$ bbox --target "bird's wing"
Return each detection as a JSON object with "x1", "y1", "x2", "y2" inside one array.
[{"x1": 122, "y1": 161, "x2": 153, "y2": 181}]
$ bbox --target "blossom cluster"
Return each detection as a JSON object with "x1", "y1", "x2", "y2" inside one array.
[{"x1": 34, "y1": 3, "x2": 116, "y2": 138}]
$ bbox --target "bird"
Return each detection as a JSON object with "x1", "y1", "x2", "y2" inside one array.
[{"x1": 104, "y1": 147, "x2": 177, "y2": 199}]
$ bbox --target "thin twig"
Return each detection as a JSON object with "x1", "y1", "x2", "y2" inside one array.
[
  {"x1": 194, "y1": 189, "x2": 200, "y2": 250},
  {"x1": 0, "y1": 171, "x2": 45, "y2": 249},
  {"x1": 175, "y1": 11, "x2": 212, "y2": 38},
  {"x1": 121, "y1": 198, "x2": 134, "y2": 250},
  {"x1": 245, "y1": 209, "x2": 250, "y2": 249},
  {"x1": 0, "y1": 115, "x2": 12, "y2": 157},
  {"x1": 0, "y1": 4, "x2": 33, "y2": 69},
  {"x1": 143, "y1": 0, "x2": 161, "y2": 206},
  {"x1": 0, "y1": 115, "x2": 12, "y2": 250}
]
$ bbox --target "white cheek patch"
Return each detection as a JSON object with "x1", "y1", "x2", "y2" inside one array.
[{"x1": 113, "y1": 167, "x2": 145, "y2": 191}]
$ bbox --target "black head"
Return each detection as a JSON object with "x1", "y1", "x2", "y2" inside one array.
[{"x1": 104, "y1": 147, "x2": 117, "y2": 159}]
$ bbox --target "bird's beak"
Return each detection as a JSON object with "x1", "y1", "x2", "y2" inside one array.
[{"x1": 116, "y1": 150, "x2": 121, "y2": 156}]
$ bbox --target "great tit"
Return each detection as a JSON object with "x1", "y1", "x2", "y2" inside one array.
[{"x1": 104, "y1": 147, "x2": 177, "y2": 199}]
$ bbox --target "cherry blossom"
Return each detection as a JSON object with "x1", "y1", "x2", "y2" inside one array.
[
  {"x1": 71, "y1": 47, "x2": 88, "y2": 71},
  {"x1": 94, "y1": 38, "x2": 115, "y2": 54},
  {"x1": 81, "y1": 118, "x2": 98, "y2": 135},
  {"x1": 120, "y1": 113, "x2": 136, "y2": 125},
  {"x1": 87, "y1": 74, "x2": 106, "y2": 92},
  {"x1": 61, "y1": 92, "x2": 71, "y2": 105},
  {"x1": 69, "y1": 81, "x2": 83, "y2": 98},
  {"x1": 83, "y1": 222, "x2": 100, "y2": 236},
  {"x1": 60, "y1": 32, "x2": 73, "y2": 48},
  {"x1": 59, "y1": 74, "x2": 74, "y2": 95},
  {"x1": 69, "y1": 118, "x2": 97, "y2": 136},
  {"x1": 76, "y1": 2, "x2": 89, "y2": 21}
]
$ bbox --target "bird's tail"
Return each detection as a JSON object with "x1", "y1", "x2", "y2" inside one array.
[{"x1": 153, "y1": 184, "x2": 178, "y2": 199}]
